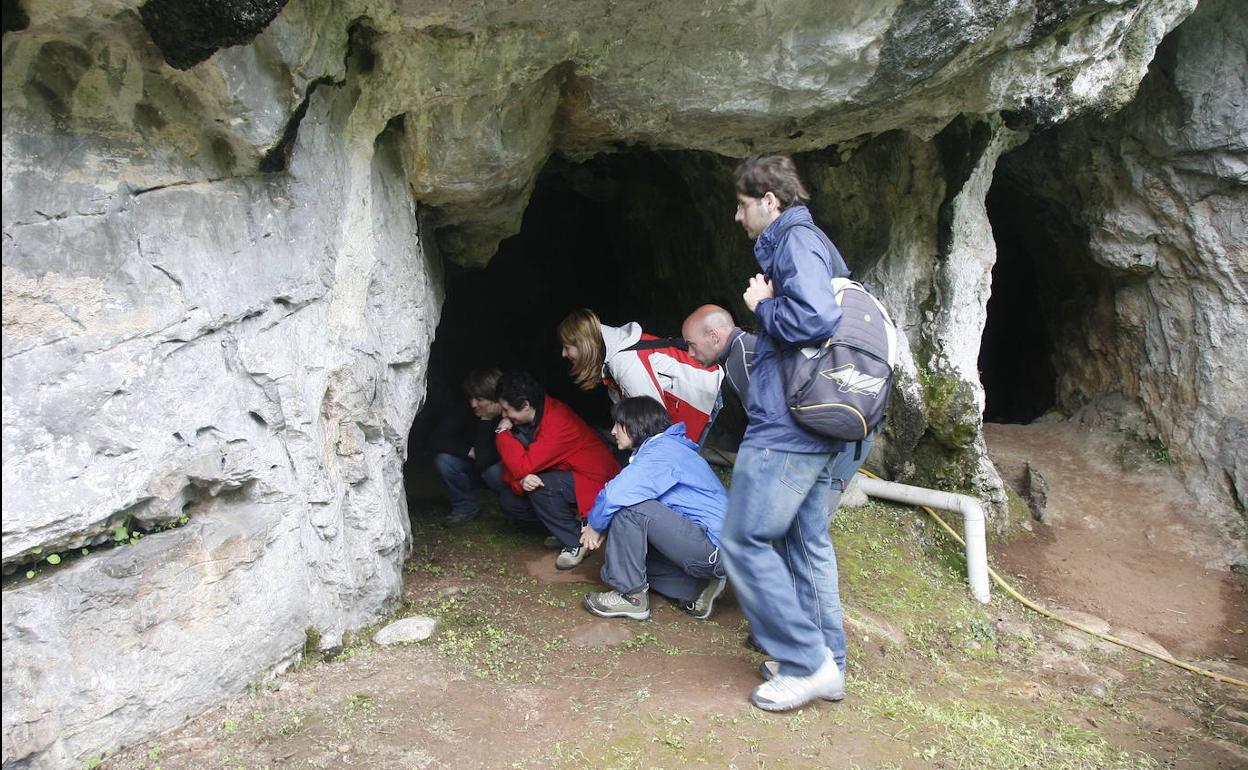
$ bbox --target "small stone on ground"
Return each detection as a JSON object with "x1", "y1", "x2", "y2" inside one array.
[{"x1": 373, "y1": 616, "x2": 437, "y2": 645}]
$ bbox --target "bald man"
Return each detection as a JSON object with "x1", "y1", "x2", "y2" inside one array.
[
  {"x1": 681, "y1": 305, "x2": 756, "y2": 447},
  {"x1": 683, "y1": 305, "x2": 755, "y2": 405}
]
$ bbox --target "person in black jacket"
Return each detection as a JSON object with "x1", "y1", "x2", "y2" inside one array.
[
  {"x1": 431, "y1": 367, "x2": 535, "y2": 527},
  {"x1": 682, "y1": 304, "x2": 756, "y2": 455}
]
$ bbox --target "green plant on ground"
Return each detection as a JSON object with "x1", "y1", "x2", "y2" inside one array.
[
  {"x1": 333, "y1": 632, "x2": 374, "y2": 662},
  {"x1": 853, "y1": 676, "x2": 1159, "y2": 770},
  {"x1": 620, "y1": 632, "x2": 656, "y2": 651},
  {"x1": 275, "y1": 706, "x2": 310, "y2": 736}
]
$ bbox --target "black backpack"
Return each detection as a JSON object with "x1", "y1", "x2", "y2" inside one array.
[{"x1": 784, "y1": 277, "x2": 898, "y2": 442}]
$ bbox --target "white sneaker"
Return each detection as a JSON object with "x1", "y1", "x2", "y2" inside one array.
[
  {"x1": 750, "y1": 652, "x2": 844, "y2": 711},
  {"x1": 759, "y1": 656, "x2": 842, "y2": 702},
  {"x1": 555, "y1": 546, "x2": 587, "y2": 570}
]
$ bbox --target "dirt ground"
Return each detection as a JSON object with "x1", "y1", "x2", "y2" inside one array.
[
  {"x1": 986, "y1": 421, "x2": 1248, "y2": 662},
  {"x1": 98, "y1": 426, "x2": 1248, "y2": 770}
]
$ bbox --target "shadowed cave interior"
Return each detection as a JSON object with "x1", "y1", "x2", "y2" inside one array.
[
  {"x1": 981, "y1": 172, "x2": 1060, "y2": 425},
  {"x1": 405, "y1": 142, "x2": 1077, "y2": 515}
]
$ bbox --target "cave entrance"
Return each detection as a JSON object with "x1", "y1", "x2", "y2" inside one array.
[
  {"x1": 404, "y1": 148, "x2": 749, "y2": 521},
  {"x1": 979, "y1": 165, "x2": 1060, "y2": 424}
]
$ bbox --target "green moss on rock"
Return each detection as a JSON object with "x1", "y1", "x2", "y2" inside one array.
[{"x1": 918, "y1": 365, "x2": 979, "y2": 450}]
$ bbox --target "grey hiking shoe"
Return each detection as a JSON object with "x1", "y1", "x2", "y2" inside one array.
[
  {"x1": 442, "y1": 508, "x2": 480, "y2": 528},
  {"x1": 555, "y1": 545, "x2": 588, "y2": 570},
  {"x1": 583, "y1": 588, "x2": 650, "y2": 620},
  {"x1": 682, "y1": 577, "x2": 727, "y2": 620},
  {"x1": 751, "y1": 652, "x2": 844, "y2": 711}
]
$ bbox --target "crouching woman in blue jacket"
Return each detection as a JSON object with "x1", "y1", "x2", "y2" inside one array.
[{"x1": 581, "y1": 397, "x2": 729, "y2": 621}]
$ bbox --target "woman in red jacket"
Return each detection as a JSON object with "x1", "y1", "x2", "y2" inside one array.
[{"x1": 494, "y1": 370, "x2": 620, "y2": 570}]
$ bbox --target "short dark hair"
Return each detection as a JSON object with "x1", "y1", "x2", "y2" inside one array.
[
  {"x1": 610, "y1": 396, "x2": 671, "y2": 445},
  {"x1": 497, "y1": 370, "x2": 544, "y2": 411},
  {"x1": 463, "y1": 367, "x2": 502, "y2": 400},
  {"x1": 734, "y1": 155, "x2": 810, "y2": 210}
]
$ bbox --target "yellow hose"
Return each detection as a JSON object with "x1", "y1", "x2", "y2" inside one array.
[{"x1": 855, "y1": 468, "x2": 1248, "y2": 689}]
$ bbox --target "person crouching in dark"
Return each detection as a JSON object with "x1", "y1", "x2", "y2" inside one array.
[
  {"x1": 430, "y1": 367, "x2": 529, "y2": 528},
  {"x1": 494, "y1": 370, "x2": 621, "y2": 570},
  {"x1": 580, "y1": 397, "x2": 729, "y2": 621}
]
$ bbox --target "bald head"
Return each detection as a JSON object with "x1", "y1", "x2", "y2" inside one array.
[{"x1": 682, "y1": 304, "x2": 736, "y2": 367}]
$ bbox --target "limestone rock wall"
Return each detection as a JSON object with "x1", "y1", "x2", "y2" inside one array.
[
  {"x1": 2, "y1": 0, "x2": 1229, "y2": 767},
  {"x1": 996, "y1": 0, "x2": 1247, "y2": 527},
  {"x1": 2, "y1": 8, "x2": 439, "y2": 768}
]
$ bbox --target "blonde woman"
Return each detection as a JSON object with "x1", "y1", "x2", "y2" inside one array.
[{"x1": 557, "y1": 309, "x2": 722, "y2": 443}]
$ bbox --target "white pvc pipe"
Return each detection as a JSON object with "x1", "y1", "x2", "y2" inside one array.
[{"x1": 854, "y1": 476, "x2": 991, "y2": 604}]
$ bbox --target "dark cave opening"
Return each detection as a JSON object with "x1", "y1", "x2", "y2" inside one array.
[
  {"x1": 403, "y1": 148, "x2": 751, "y2": 517},
  {"x1": 980, "y1": 172, "x2": 1059, "y2": 424}
]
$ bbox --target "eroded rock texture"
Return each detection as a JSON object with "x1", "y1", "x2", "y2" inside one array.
[
  {"x1": 995, "y1": 0, "x2": 1247, "y2": 532},
  {"x1": 4, "y1": 0, "x2": 1242, "y2": 767},
  {"x1": 3, "y1": 7, "x2": 438, "y2": 768}
]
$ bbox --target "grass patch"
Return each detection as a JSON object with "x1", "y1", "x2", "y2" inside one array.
[
  {"x1": 854, "y1": 676, "x2": 1160, "y2": 769},
  {"x1": 836, "y1": 499, "x2": 974, "y2": 624}
]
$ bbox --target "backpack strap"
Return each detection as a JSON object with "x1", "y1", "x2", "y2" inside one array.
[
  {"x1": 793, "y1": 221, "x2": 852, "y2": 280},
  {"x1": 625, "y1": 337, "x2": 690, "y2": 352}
]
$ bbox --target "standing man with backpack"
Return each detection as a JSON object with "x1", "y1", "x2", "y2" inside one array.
[{"x1": 722, "y1": 155, "x2": 877, "y2": 712}]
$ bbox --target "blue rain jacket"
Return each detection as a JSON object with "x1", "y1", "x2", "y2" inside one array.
[
  {"x1": 743, "y1": 205, "x2": 852, "y2": 454},
  {"x1": 586, "y1": 423, "x2": 727, "y2": 546}
]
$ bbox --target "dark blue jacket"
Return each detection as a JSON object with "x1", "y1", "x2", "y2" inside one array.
[
  {"x1": 719, "y1": 327, "x2": 755, "y2": 406},
  {"x1": 586, "y1": 423, "x2": 727, "y2": 546},
  {"x1": 742, "y1": 205, "x2": 851, "y2": 454}
]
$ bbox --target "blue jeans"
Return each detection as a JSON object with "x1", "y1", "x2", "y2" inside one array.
[
  {"x1": 433, "y1": 453, "x2": 483, "y2": 515},
  {"x1": 599, "y1": 500, "x2": 725, "y2": 601},
  {"x1": 433, "y1": 454, "x2": 536, "y2": 522},
  {"x1": 721, "y1": 435, "x2": 872, "y2": 677}
]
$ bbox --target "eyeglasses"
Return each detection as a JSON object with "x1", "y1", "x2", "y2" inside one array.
[{"x1": 735, "y1": 197, "x2": 762, "y2": 212}]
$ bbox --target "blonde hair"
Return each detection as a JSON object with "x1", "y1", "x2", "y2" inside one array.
[{"x1": 558, "y1": 309, "x2": 606, "y2": 391}]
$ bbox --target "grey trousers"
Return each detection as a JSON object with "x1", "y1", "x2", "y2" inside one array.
[{"x1": 600, "y1": 500, "x2": 725, "y2": 602}]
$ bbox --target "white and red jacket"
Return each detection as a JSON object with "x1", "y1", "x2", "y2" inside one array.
[{"x1": 600, "y1": 322, "x2": 723, "y2": 443}]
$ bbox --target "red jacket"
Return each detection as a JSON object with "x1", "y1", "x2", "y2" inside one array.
[{"x1": 495, "y1": 396, "x2": 620, "y2": 517}]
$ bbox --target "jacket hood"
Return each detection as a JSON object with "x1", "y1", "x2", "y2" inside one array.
[
  {"x1": 600, "y1": 322, "x2": 643, "y2": 361},
  {"x1": 637, "y1": 422, "x2": 696, "y2": 455},
  {"x1": 754, "y1": 204, "x2": 814, "y2": 274}
]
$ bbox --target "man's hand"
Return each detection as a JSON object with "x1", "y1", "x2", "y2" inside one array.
[
  {"x1": 520, "y1": 474, "x2": 544, "y2": 492},
  {"x1": 743, "y1": 273, "x2": 774, "y2": 312},
  {"x1": 496, "y1": 417, "x2": 513, "y2": 433},
  {"x1": 580, "y1": 525, "x2": 604, "y2": 551}
]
